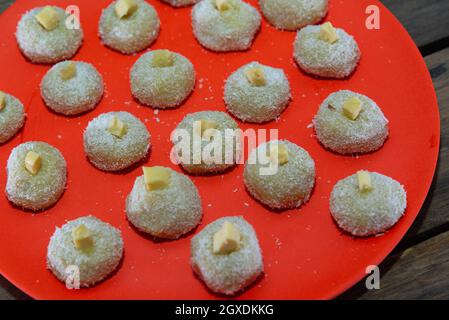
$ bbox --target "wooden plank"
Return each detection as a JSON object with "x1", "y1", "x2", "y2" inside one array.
[
  {"x1": 398, "y1": 47, "x2": 449, "y2": 242},
  {"x1": 381, "y1": 0, "x2": 449, "y2": 49},
  {"x1": 341, "y1": 229, "x2": 449, "y2": 299},
  {"x1": 0, "y1": 275, "x2": 29, "y2": 300},
  {"x1": 0, "y1": 0, "x2": 13, "y2": 12}
]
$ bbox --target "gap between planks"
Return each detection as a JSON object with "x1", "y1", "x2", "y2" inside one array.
[{"x1": 340, "y1": 228, "x2": 449, "y2": 299}]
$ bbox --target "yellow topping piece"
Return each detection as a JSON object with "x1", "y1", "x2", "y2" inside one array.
[
  {"x1": 357, "y1": 171, "x2": 373, "y2": 192},
  {"x1": 342, "y1": 96, "x2": 362, "y2": 120},
  {"x1": 143, "y1": 166, "x2": 171, "y2": 191},
  {"x1": 213, "y1": 221, "x2": 241, "y2": 255},
  {"x1": 244, "y1": 67, "x2": 266, "y2": 87},
  {"x1": 108, "y1": 115, "x2": 127, "y2": 138},
  {"x1": 35, "y1": 6, "x2": 59, "y2": 31},
  {"x1": 215, "y1": 0, "x2": 231, "y2": 11},
  {"x1": 319, "y1": 22, "x2": 339, "y2": 44},
  {"x1": 115, "y1": 0, "x2": 138, "y2": 19},
  {"x1": 60, "y1": 62, "x2": 77, "y2": 81},
  {"x1": 194, "y1": 119, "x2": 218, "y2": 140},
  {"x1": 151, "y1": 50, "x2": 175, "y2": 68},
  {"x1": 0, "y1": 91, "x2": 5, "y2": 111},
  {"x1": 269, "y1": 144, "x2": 289, "y2": 166},
  {"x1": 72, "y1": 225, "x2": 94, "y2": 251},
  {"x1": 25, "y1": 151, "x2": 42, "y2": 175}
]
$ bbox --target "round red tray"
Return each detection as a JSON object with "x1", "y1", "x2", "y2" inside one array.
[{"x1": 0, "y1": 0, "x2": 440, "y2": 299}]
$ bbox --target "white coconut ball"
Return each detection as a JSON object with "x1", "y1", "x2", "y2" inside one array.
[
  {"x1": 224, "y1": 61, "x2": 291, "y2": 123},
  {"x1": 259, "y1": 0, "x2": 328, "y2": 31},
  {"x1": 294, "y1": 24, "x2": 360, "y2": 78},
  {"x1": 192, "y1": 0, "x2": 261, "y2": 52},
  {"x1": 313, "y1": 90, "x2": 389, "y2": 154},
  {"x1": 330, "y1": 171, "x2": 407, "y2": 237},
  {"x1": 47, "y1": 216, "x2": 124, "y2": 287},
  {"x1": 16, "y1": 6, "x2": 83, "y2": 64}
]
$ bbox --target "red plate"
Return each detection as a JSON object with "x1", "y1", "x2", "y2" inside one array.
[{"x1": 0, "y1": 0, "x2": 439, "y2": 299}]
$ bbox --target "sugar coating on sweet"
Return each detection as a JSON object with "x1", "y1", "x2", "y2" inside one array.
[
  {"x1": 330, "y1": 172, "x2": 407, "y2": 237},
  {"x1": 172, "y1": 111, "x2": 242, "y2": 175},
  {"x1": 41, "y1": 61, "x2": 104, "y2": 116},
  {"x1": 191, "y1": 0, "x2": 261, "y2": 52},
  {"x1": 259, "y1": 0, "x2": 328, "y2": 30},
  {"x1": 126, "y1": 167, "x2": 202, "y2": 239},
  {"x1": 224, "y1": 61, "x2": 291, "y2": 123},
  {"x1": 16, "y1": 6, "x2": 83, "y2": 64},
  {"x1": 0, "y1": 92, "x2": 25, "y2": 144},
  {"x1": 294, "y1": 24, "x2": 360, "y2": 78},
  {"x1": 83, "y1": 111, "x2": 150, "y2": 171},
  {"x1": 47, "y1": 216, "x2": 123, "y2": 287},
  {"x1": 99, "y1": 0, "x2": 160, "y2": 54},
  {"x1": 130, "y1": 50, "x2": 195, "y2": 109},
  {"x1": 6, "y1": 141, "x2": 67, "y2": 211},
  {"x1": 191, "y1": 216, "x2": 263, "y2": 295},
  {"x1": 244, "y1": 140, "x2": 315, "y2": 210},
  {"x1": 160, "y1": 0, "x2": 199, "y2": 7},
  {"x1": 313, "y1": 90, "x2": 389, "y2": 154}
]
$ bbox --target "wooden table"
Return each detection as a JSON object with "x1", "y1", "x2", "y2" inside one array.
[{"x1": 1, "y1": 0, "x2": 448, "y2": 300}]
